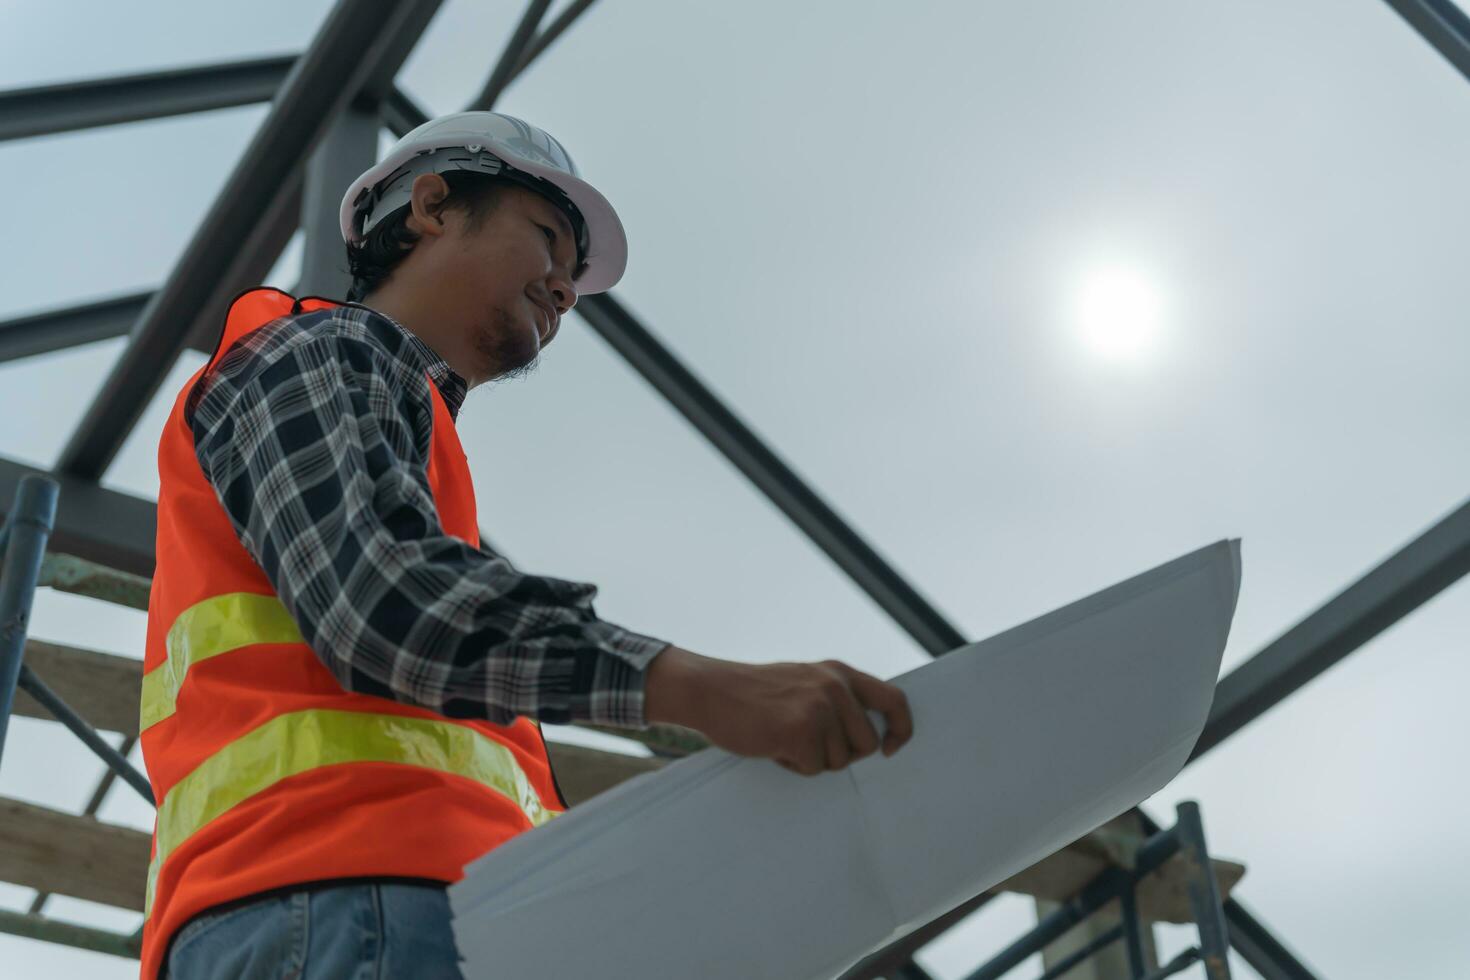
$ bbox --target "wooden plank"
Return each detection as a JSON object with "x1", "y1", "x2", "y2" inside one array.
[
  {"x1": 12, "y1": 639, "x2": 142, "y2": 736},
  {"x1": 0, "y1": 796, "x2": 150, "y2": 912}
]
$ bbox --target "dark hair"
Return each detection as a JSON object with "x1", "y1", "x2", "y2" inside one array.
[{"x1": 345, "y1": 171, "x2": 510, "y2": 303}]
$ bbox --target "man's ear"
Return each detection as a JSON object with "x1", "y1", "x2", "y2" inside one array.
[{"x1": 404, "y1": 173, "x2": 451, "y2": 238}]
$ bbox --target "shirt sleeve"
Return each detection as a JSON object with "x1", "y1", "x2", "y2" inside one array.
[{"x1": 188, "y1": 331, "x2": 669, "y2": 728}]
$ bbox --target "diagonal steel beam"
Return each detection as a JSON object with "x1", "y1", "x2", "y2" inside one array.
[
  {"x1": 469, "y1": 0, "x2": 554, "y2": 111},
  {"x1": 1381, "y1": 0, "x2": 1470, "y2": 84},
  {"x1": 180, "y1": 171, "x2": 304, "y2": 354},
  {"x1": 0, "y1": 55, "x2": 293, "y2": 144},
  {"x1": 1192, "y1": 494, "x2": 1470, "y2": 761},
  {"x1": 880, "y1": 490, "x2": 1470, "y2": 972},
  {"x1": 575, "y1": 293, "x2": 968, "y2": 656},
  {"x1": 55, "y1": 0, "x2": 446, "y2": 481},
  {"x1": 512, "y1": 0, "x2": 600, "y2": 78},
  {"x1": 383, "y1": 85, "x2": 433, "y2": 140},
  {"x1": 0, "y1": 291, "x2": 150, "y2": 364}
]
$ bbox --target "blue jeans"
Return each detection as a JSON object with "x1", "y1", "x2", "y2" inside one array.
[{"x1": 163, "y1": 879, "x2": 466, "y2": 979}]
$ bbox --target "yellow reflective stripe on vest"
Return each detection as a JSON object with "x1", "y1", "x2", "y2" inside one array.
[
  {"x1": 139, "y1": 593, "x2": 304, "y2": 732},
  {"x1": 144, "y1": 708, "x2": 558, "y2": 917}
]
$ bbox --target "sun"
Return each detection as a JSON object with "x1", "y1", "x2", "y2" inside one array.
[{"x1": 1074, "y1": 266, "x2": 1166, "y2": 364}]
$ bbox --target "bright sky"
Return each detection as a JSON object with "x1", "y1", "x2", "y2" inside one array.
[{"x1": 2, "y1": 1, "x2": 1469, "y2": 977}]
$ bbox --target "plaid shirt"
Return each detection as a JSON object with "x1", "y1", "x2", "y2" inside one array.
[{"x1": 185, "y1": 301, "x2": 668, "y2": 728}]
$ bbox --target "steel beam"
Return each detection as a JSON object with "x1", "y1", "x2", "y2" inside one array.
[
  {"x1": 512, "y1": 0, "x2": 600, "y2": 78},
  {"x1": 1192, "y1": 495, "x2": 1470, "y2": 761},
  {"x1": 1381, "y1": 0, "x2": 1470, "y2": 85},
  {"x1": 0, "y1": 455, "x2": 156, "y2": 576},
  {"x1": 0, "y1": 55, "x2": 292, "y2": 144},
  {"x1": 576, "y1": 292, "x2": 967, "y2": 656},
  {"x1": 469, "y1": 0, "x2": 554, "y2": 111},
  {"x1": 299, "y1": 107, "x2": 378, "y2": 298},
  {"x1": 56, "y1": 0, "x2": 446, "y2": 480},
  {"x1": 15, "y1": 664, "x2": 153, "y2": 803},
  {"x1": 383, "y1": 86, "x2": 433, "y2": 140},
  {"x1": 0, "y1": 291, "x2": 150, "y2": 364}
]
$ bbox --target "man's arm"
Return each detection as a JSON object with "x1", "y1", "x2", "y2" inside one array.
[{"x1": 190, "y1": 331, "x2": 667, "y2": 728}]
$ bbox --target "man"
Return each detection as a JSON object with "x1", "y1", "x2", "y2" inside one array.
[{"x1": 139, "y1": 111, "x2": 913, "y2": 979}]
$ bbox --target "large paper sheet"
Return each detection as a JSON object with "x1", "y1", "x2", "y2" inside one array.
[{"x1": 451, "y1": 540, "x2": 1241, "y2": 979}]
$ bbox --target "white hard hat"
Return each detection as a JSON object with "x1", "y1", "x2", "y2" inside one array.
[{"x1": 339, "y1": 111, "x2": 627, "y2": 294}]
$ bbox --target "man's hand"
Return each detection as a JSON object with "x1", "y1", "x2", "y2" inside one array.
[{"x1": 643, "y1": 646, "x2": 914, "y2": 775}]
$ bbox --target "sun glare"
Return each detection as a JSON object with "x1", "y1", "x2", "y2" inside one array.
[{"x1": 1074, "y1": 266, "x2": 1165, "y2": 364}]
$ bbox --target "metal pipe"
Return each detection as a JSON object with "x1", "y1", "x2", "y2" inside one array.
[
  {"x1": 1034, "y1": 922, "x2": 1123, "y2": 980},
  {"x1": 1175, "y1": 802, "x2": 1232, "y2": 979},
  {"x1": 963, "y1": 868, "x2": 1130, "y2": 980},
  {"x1": 964, "y1": 826, "x2": 1180, "y2": 980},
  {"x1": 0, "y1": 475, "x2": 58, "y2": 759},
  {"x1": 1119, "y1": 884, "x2": 1147, "y2": 978},
  {"x1": 1139, "y1": 947, "x2": 1202, "y2": 980},
  {"x1": 1136, "y1": 807, "x2": 1317, "y2": 979},
  {"x1": 0, "y1": 455, "x2": 156, "y2": 578},
  {"x1": 15, "y1": 664, "x2": 153, "y2": 804}
]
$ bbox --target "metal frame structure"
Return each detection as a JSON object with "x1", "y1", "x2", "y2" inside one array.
[
  {"x1": 963, "y1": 803, "x2": 1232, "y2": 980},
  {"x1": 2, "y1": 0, "x2": 1468, "y2": 975}
]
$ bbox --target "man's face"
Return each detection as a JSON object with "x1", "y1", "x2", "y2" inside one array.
[{"x1": 428, "y1": 183, "x2": 581, "y2": 383}]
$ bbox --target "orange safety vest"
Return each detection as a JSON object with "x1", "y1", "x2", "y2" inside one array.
[{"x1": 137, "y1": 288, "x2": 565, "y2": 979}]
